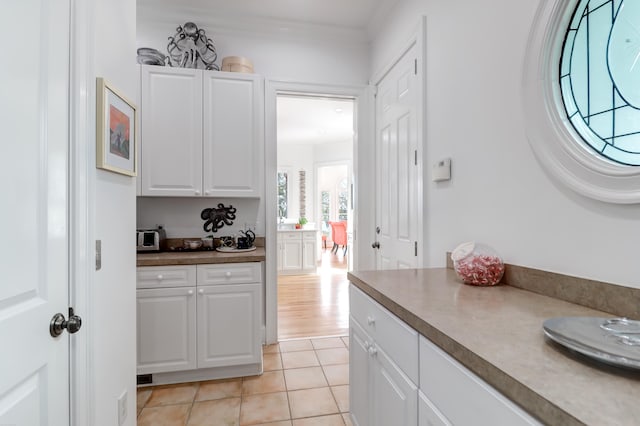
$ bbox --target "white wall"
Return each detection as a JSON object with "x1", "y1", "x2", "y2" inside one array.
[
  {"x1": 371, "y1": 0, "x2": 640, "y2": 288},
  {"x1": 136, "y1": 20, "x2": 369, "y2": 86},
  {"x1": 137, "y1": 197, "x2": 263, "y2": 237},
  {"x1": 91, "y1": 0, "x2": 138, "y2": 423}
]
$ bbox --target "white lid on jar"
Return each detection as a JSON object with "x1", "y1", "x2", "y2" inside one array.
[{"x1": 451, "y1": 241, "x2": 475, "y2": 262}]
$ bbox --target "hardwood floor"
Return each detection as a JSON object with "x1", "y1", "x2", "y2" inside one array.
[{"x1": 278, "y1": 249, "x2": 349, "y2": 340}]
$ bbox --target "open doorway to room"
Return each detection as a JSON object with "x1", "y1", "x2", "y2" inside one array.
[{"x1": 275, "y1": 94, "x2": 354, "y2": 340}]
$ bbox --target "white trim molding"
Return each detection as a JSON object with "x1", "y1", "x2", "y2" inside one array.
[
  {"x1": 69, "y1": 0, "x2": 94, "y2": 424},
  {"x1": 264, "y1": 80, "x2": 369, "y2": 344},
  {"x1": 523, "y1": 0, "x2": 640, "y2": 204}
]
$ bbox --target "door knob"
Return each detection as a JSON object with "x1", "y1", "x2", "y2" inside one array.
[
  {"x1": 50, "y1": 308, "x2": 82, "y2": 337},
  {"x1": 371, "y1": 242, "x2": 380, "y2": 249},
  {"x1": 376, "y1": 226, "x2": 380, "y2": 234}
]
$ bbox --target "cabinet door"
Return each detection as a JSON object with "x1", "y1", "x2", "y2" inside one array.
[
  {"x1": 197, "y1": 283, "x2": 261, "y2": 368},
  {"x1": 302, "y1": 232, "x2": 317, "y2": 271},
  {"x1": 137, "y1": 287, "x2": 197, "y2": 374},
  {"x1": 202, "y1": 72, "x2": 263, "y2": 197},
  {"x1": 419, "y1": 391, "x2": 451, "y2": 426},
  {"x1": 349, "y1": 318, "x2": 371, "y2": 426},
  {"x1": 419, "y1": 336, "x2": 541, "y2": 426},
  {"x1": 140, "y1": 65, "x2": 203, "y2": 196},
  {"x1": 371, "y1": 343, "x2": 418, "y2": 426},
  {"x1": 281, "y1": 239, "x2": 303, "y2": 273}
]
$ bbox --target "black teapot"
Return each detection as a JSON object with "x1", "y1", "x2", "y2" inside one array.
[{"x1": 237, "y1": 229, "x2": 255, "y2": 249}]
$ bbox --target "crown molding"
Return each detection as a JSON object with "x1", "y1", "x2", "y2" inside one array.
[{"x1": 137, "y1": 4, "x2": 370, "y2": 46}]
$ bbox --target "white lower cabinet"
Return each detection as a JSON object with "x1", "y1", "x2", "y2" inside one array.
[
  {"x1": 349, "y1": 319, "x2": 371, "y2": 426},
  {"x1": 137, "y1": 286, "x2": 197, "y2": 374},
  {"x1": 197, "y1": 283, "x2": 261, "y2": 368},
  {"x1": 136, "y1": 263, "x2": 262, "y2": 378},
  {"x1": 349, "y1": 284, "x2": 541, "y2": 426},
  {"x1": 350, "y1": 285, "x2": 418, "y2": 426},
  {"x1": 277, "y1": 230, "x2": 317, "y2": 274},
  {"x1": 280, "y1": 237, "x2": 303, "y2": 273},
  {"x1": 418, "y1": 391, "x2": 450, "y2": 426},
  {"x1": 419, "y1": 336, "x2": 541, "y2": 426}
]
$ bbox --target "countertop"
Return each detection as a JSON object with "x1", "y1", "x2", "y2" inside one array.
[
  {"x1": 348, "y1": 268, "x2": 640, "y2": 426},
  {"x1": 137, "y1": 247, "x2": 266, "y2": 266},
  {"x1": 276, "y1": 228, "x2": 318, "y2": 232}
]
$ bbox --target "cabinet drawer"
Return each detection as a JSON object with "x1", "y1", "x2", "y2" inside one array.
[
  {"x1": 197, "y1": 262, "x2": 261, "y2": 285},
  {"x1": 350, "y1": 285, "x2": 418, "y2": 383},
  {"x1": 137, "y1": 265, "x2": 196, "y2": 289},
  {"x1": 419, "y1": 336, "x2": 541, "y2": 426},
  {"x1": 278, "y1": 232, "x2": 301, "y2": 241},
  {"x1": 302, "y1": 231, "x2": 317, "y2": 241}
]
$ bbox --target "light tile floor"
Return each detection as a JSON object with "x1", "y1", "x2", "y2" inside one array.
[{"x1": 137, "y1": 336, "x2": 352, "y2": 426}]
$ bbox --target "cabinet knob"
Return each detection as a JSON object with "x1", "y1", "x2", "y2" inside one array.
[
  {"x1": 368, "y1": 345, "x2": 378, "y2": 357},
  {"x1": 205, "y1": 190, "x2": 210, "y2": 195},
  {"x1": 187, "y1": 290, "x2": 194, "y2": 295},
  {"x1": 194, "y1": 190, "x2": 201, "y2": 195},
  {"x1": 367, "y1": 316, "x2": 375, "y2": 326},
  {"x1": 198, "y1": 289, "x2": 204, "y2": 295},
  {"x1": 364, "y1": 341, "x2": 370, "y2": 350},
  {"x1": 157, "y1": 274, "x2": 163, "y2": 280},
  {"x1": 225, "y1": 271, "x2": 232, "y2": 278}
]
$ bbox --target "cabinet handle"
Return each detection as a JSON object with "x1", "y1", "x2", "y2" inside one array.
[
  {"x1": 225, "y1": 271, "x2": 232, "y2": 278},
  {"x1": 187, "y1": 290, "x2": 194, "y2": 295},
  {"x1": 198, "y1": 289, "x2": 204, "y2": 295},
  {"x1": 367, "y1": 316, "x2": 375, "y2": 326},
  {"x1": 368, "y1": 345, "x2": 378, "y2": 357},
  {"x1": 157, "y1": 274, "x2": 163, "y2": 280}
]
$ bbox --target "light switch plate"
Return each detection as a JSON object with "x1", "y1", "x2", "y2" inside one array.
[{"x1": 432, "y1": 158, "x2": 451, "y2": 182}]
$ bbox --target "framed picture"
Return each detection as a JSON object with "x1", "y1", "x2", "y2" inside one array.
[{"x1": 96, "y1": 77, "x2": 137, "y2": 176}]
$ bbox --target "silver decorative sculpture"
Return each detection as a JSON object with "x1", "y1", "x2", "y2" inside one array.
[{"x1": 167, "y1": 22, "x2": 219, "y2": 70}]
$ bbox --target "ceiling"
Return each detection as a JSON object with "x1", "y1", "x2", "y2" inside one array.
[
  {"x1": 137, "y1": 0, "x2": 398, "y2": 33},
  {"x1": 277, "y1": 95, "x2": 354, "y2": 146}
]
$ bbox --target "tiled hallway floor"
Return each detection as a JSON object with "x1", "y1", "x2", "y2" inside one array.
[{"x1": 137, "y1": 336, "x2": 352, "y2": 426}]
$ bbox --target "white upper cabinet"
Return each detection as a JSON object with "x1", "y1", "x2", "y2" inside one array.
[
  {"x1": 203, "y1": 73, "x2": 263, "y2": 197},
  {"x1": 139, "y1": 65, "x2": 264, "y2": 197},
  {"x1": 140, "y1": 66, "x2": 203, "y2": 196}
]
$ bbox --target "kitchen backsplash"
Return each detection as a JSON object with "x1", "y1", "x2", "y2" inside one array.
[{"x1": 137, "y1": 197, "x2": 263, "y2": 238}]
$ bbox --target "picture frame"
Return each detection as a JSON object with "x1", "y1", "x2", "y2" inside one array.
[{"x1": 96, "y1": 77, "x2": 137, "y2": 176}]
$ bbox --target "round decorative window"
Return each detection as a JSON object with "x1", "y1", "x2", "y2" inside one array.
[
  {"x1": 523, "y1": 0, "x2": 640, "y2": 203},
  {"x1": 560, "y1": 0, "x2": 640, "y2": 166}
]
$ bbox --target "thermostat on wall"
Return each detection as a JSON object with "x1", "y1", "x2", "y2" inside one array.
[{"x1": 432, "y1": 158, "x2": 451, "y2": 182}]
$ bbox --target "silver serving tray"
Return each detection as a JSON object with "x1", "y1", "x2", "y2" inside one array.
[{"x1": 543, "y1": 317, "x2": 640, "y2": 370}]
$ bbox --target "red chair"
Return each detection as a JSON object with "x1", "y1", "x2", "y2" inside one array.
[{"x1": 329, "y1": 221, "x2": 347, "y2": 255}]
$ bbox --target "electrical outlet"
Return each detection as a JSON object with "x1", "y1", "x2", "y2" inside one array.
[{"x1": 117, "y1": 390, "x2": 128, "y2": 425}]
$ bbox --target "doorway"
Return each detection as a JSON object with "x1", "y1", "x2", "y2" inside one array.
[{"x1": 275, "y1": 94, "x2": 355, "y2": 340}]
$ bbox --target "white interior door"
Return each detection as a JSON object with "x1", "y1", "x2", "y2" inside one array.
[
  {"x1": 0, "y1": 0, "x2": 71, "y2": 423},
  {"x1": 375, "y1": 44, "x2": 419, "y2": 269}
]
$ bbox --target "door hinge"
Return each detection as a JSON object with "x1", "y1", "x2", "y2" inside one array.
[
  {"x1": 414, "y1": 150, "x2": 418, "y2": 166},
  {"x1": 414, "y1": 59, "x2": 417, "y2": 75},
  {"x1": 414, "y1": 241, "x2": 418, "y2": 256}
]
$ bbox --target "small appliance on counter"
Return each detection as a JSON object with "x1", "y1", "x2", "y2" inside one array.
[{"x1": 136, "y1": 226, "x2": 167, "y2": 252}]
